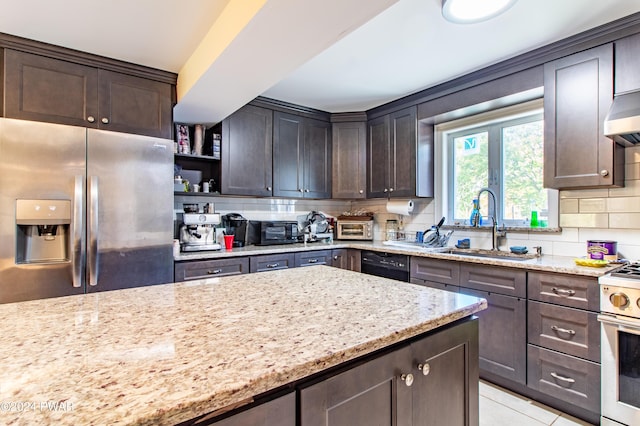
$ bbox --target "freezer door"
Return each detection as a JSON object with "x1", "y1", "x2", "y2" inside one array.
[
  {"x1": 86, "y1": 129, "x2": 173, "y2": 292},
  {"x1": 0, "y1": 118, "x2": 86, "y2": 303}
]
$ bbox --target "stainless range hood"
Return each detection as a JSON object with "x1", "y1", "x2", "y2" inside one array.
[{"x1": 604, "y1": 91, "x2": 640, "y2": 145}]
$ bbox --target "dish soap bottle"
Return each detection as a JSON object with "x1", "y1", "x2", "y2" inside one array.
[{"x1": 470, "y1": 199, "x2": 482, "y2": 226}]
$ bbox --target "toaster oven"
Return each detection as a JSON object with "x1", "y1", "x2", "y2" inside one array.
[{"x1": 336, "y1": 220, "x2": 373, "y2": 241}]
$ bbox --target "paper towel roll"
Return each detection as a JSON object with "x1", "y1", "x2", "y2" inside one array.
[{"x1": 386, "y1": 199, "x2": 414, "y2": 215}]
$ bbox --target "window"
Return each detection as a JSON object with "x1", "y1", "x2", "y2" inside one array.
[{"x1": 437, "y1": 100, "x2": 557, "y2": 228}]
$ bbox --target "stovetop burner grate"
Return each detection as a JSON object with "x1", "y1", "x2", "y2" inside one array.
[{"x1": 611, "y1": 262, "x2": 640, "y2": 279}]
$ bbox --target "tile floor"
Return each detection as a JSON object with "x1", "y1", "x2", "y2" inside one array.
[{"x1": 480, "y1": 380, "x2": 595, "y2": 426}]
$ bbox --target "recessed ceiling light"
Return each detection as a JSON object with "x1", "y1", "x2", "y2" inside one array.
[{"x1": 442, "y1": 0, "x2": 517, "y2": 24}]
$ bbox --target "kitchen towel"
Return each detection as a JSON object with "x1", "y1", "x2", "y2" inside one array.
[{"x1": 386, "y1": 199, "x2": 414, "y2": 215}]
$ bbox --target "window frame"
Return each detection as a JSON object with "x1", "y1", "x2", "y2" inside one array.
[{"x1": 434, "y1": 99, "x2": 558, "y2": 229}]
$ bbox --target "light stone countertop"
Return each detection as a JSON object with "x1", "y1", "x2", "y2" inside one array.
[
  {"x1": 0, "y1": 266, "x2": 486, "y2": 426},
  {"x1": 176, "y1": 241, "x2": 621, "y2": 277}
]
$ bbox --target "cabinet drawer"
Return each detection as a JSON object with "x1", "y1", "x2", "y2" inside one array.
[
  {"x1": 295, "y1": 250, "x2": 332, "y2": 267},
  {"x1": 527, "y1": 345, "x2": 600, "y2": 413},
  {"x1": 250, "y1": 253, "x2": 295, "y2": 273},
  {"x1": 528, "y1": 272, "x2": 599, "y2": 311},
  {"x1": 410, "y1": 257, "x2": 460, "y2": 286},
  {"x1": 174, "y1": 257, "x2": 249, "y2": 281},
  {"x1": 460, "y1": 264, "x2": 526, "y2": 297},
  {"x1": 528, "y1": 301, "x2": 600, "y2": 362},
  {"x1": 410, "y1": 278, "x2": 459, "y2": 293}
]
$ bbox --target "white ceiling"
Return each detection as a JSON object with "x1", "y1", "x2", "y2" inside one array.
[{"x1": 1, "y1": 0, "x2": 640, "y2": 124}]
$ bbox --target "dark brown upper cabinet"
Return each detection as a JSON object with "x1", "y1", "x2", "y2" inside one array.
[
  {"x1": 614, "y1": 32, "x2": 640, "y2": 95},
  {"x1": 367, "y1": 106, "x2": 417, "y2": 198},
  {"x1": 543, "y1": 44, "x2": 624, "y2": 189},
  {"x1": 273, "y1": 111, "x2": 332, "y2": 199},
  {"x1": 221, "y1": 104, "x2": 273, "y2": 197},
  {"x1": 332, "y1": 121, "x2": 367, "y2": 199},
  {"x1": 3, "y1": 49, "x2": 173, "y2": 138}
]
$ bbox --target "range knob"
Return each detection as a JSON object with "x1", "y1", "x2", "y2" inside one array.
[{"x1": 610, "y1": 292, "x2": 630, "y2": 309}]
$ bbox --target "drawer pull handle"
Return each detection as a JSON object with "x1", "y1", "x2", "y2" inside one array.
[
  {"x1": 551, "y1": 325, "x2": 576, "y2": 335},
  {"x1": 308, "y1": 259, "x2": 318, "y2": 264},
  {"x1": 552, "y1": 288, "x2": 575, "y2": 297},
  {"x1": 550, "y1": 372, "x2": 575, "y2": 384},
  {"x1": 266, "y1": 263, "x2": 280, "y2": 268},
  {"x1": 207, "y1": 269, "x2": 222, "y2": 275}
]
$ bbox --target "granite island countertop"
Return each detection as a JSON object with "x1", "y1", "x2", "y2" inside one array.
[
  {"x1": 176, "y1": 241, "x2": 621, "y2": 277},
  {"x1": 0, "y1": 266, "x2": 486, "y2": 426}
]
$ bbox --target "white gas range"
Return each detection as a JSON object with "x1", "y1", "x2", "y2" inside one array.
[{"x1": 599, "y1": 263, "x2": 640, "y2": 426}]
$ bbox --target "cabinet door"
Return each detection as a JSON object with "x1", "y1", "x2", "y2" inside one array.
[
  {"x1": 367, "y1": 115, "x2": 390, "y2": 198},
  {"x1": 221, "y1": 105, "x2": 273, "y2": 196},
  {"x1": 615, "y1": 32, "x2": 640, "y2": 94},
  {"x1": 250, "y1": 253, "x2": 296, "y2": 273},
  {"x1": 543, "y1": 44, "x2": 624, "y2": 189},
  {"x1": 331, "y1": 249, "x2": 348, "y2": 269},
  {"x1": 304, "y1": 118, "x2": 332, "y2": 198},
  {"x1": 460, "y1": 288, "x2": 527, "y2": 385},
  {"x1": 211, "y1": 392, "x2": 295, "y2": 426},
  {"x1": 4, "y1": 49, "x2": 99, "y2": 127},
  {"x1": 411, "y1": 318, "x2": 479, "y2": 426},
  {"x1": 528, "y1": 272, "x2": 599, "y2": 311},
  {"x1": 332, "y1": 121, "x2": 366, "y2": 199},
  {"x1": 300, "y1": 345, "x2": 412, "y2": 426},
  {"x1": 347, "y1": 249, "x2": 362, "y2": 272},
  {"x1": 389, "y1": 106, "x2": 416, "y2": 197},
  {"x1": 97, "y1": 70, "x2": 173, "y2": 138},
  {"x1": 459, "y1": 263, "x2": 526, "y2": 298},
  {"x1": 410, "y1": 257, "x2": 460, "y2": 286},
  {"x1": 273, "y1": 111, "x2": 304, "y2": 198}
]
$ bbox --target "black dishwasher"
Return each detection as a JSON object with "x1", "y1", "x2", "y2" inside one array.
[{"x1": 361, "y1": 251, "x2": 409, "y2": 282}]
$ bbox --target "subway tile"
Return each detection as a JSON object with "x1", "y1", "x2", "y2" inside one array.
[
  {"x1": 626, "y1": 162, "x2": 640, "y2": 180},
  {"x1": 607, "y1": 196, "x2": 640, "y2": 212},
  {"x1": 559, "y1": 213, "x2": 608, "y2": 228},
  {"x1": 560, "y1": 199, "x2": 579, "y2": 214},
  {"x1": 559, "y1": 188, "x2": 609, "y2": 199},
  {"x1": 552, "y1": 241, "x2": 588, "y2": 258},
  {"x1": 610, "y1": 213, "x2": 640, "y2": 229},
  {"x1": 609, "y1": 179, "x2": 640, "y2": 197},
  {"x1": 625, "y1": 145, "x2": 640, "y2": 164},
  {"x1": 578, "y1": 198, "x2": 606, "y2": 213}
]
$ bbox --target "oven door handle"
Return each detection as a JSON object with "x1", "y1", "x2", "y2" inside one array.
[{"x1": 598, "y1": 314, "x2": 640, "y2": 334}]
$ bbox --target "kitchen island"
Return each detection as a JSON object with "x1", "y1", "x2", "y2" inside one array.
[{"x1": 0, "y1": 266, "x2": 486, "y2": 425}]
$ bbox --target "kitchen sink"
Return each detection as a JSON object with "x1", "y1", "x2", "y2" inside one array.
[
  {"x1": 447, "y1": 248, "x2": 537, "y2": 261},
  {"x1": 382, "y1": 240, "x2": 450, "y2": 252}
]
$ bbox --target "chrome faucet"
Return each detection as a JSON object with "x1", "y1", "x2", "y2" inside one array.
[{"x1": 475, "y1": 187, "x2": 507, "y2": 250}]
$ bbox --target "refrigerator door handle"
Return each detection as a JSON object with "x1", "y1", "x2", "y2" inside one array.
[
  {"x1": 72, "y1": 175, "x2": 84, "y2": 288},
  {"x1": 88, "y1": 176, "x2": 99, "y2": 286}
]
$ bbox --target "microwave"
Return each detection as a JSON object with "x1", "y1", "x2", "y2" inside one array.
[
  {"x1": 248, "y1": 221, "x2": 300, "y2": 245},
  {"x1": 336, "y1": 220, "x2": 373, "y2": 241}
]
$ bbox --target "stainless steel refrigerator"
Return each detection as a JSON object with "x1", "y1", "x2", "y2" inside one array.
[{"x1": 0, "y1": 118, "x2": 174, "y2": 304}]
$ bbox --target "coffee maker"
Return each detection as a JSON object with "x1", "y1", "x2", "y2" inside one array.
[
  {"x1": 221, "y1": 213, "x2": 248, "y2": 247},
  {"x1": 179, "y1": 213, "x2": 221, "y2": 252}
]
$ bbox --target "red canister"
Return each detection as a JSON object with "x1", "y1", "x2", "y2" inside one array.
[{"x1": 587, "y1": 240, "x2": 617, "y2": 261}]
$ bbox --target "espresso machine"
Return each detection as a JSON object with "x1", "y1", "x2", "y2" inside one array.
[{"x1": 179, "y1": 213, "x2": 222, "y2": 252}]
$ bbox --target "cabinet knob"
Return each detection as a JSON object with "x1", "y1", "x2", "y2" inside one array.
[
  {"x1": 267, "y1": 187, "x2": 272, "y2": 191},
  {"x1": 299, "y1": 188, "x2": 304, "y2": 193},
  {"x1": 333, "y1": 255, "x2": 338, "y2": 260},
  {"x1": 600, "y1": 169, "x2": 609, "y2": 177},
  {"x1": 384, "y1": 188, "x2": 388, "y2": 193},
  {"x1": 610, "y1": 292, "x2": 630, "y2": 308},
  {"x1": 389, "y1": 188, "x2": 394, "y2": 192},
  {"x1": 305, "y1": 189, "x2": 309, "y2": 192},
  {"x1": 101, "y1": 117, "x2": 110, "y2": 124},
  {"x1": 87, "y1": 116, "x2": 95, "y2": 123},
  {"x1": 359, "y1": 190, "x2": 364, "y2": 194},
  {"x1": 417, "y1": 362, "x2": 430, "y2": 376},
  {"x1": 400, "y1": 373, "x2": 414, "y2": 387}
]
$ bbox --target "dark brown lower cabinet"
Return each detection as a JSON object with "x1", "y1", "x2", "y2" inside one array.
[
  {"x1": 459, "y1": 288, "x2": 526, "y2": 385},
  {"x1": 300, "y1": 318, "x2": 479, "y2": 426},
  {"x1": 174, "y1": 257, "x2": 249, "y2": 281},
  {"x1": 331, "y1": 248, "x2": 361, "y2": 271},
  {"x1": 249, "y1": 253, "x2": 295, "y2": 273},
  {"x1": 210, "y1": 392, "x2": 295, "y2": 426}
]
